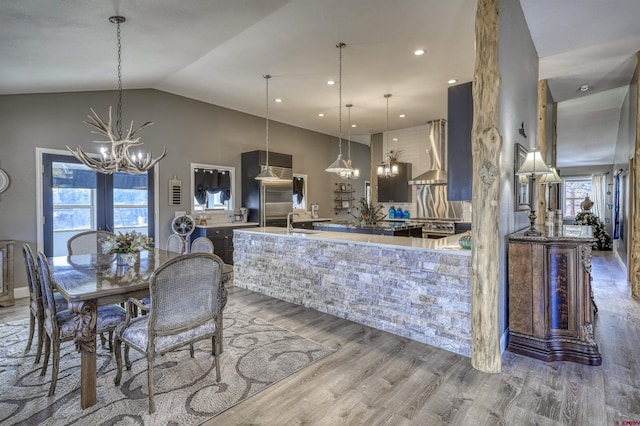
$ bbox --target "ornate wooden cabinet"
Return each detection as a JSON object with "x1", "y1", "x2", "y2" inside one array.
[
  {"x1": 508, "y1": 226, "x2": 601, "y2": 365},
  {"x1": 0, "y1": 240, "x2": 15, "y2": 307}
]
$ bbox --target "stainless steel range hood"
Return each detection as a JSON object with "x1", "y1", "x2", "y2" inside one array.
[{"x1": 408, "y1": 119, "x2": 447, "y2": 185}]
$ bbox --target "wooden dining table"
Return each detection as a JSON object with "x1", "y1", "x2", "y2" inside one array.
[
  {"x1": 49, "y1": 250, "x2": 170, "y2": 409},
  {"x1": 49, "y1": 249, "x2": 232, "y2": 409}
]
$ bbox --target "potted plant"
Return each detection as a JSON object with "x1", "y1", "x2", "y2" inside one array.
[
  {"x1": 100, "y1": 231, "x2": 154, "y2": 266},
  {"x1": 351, "y1": 197, "x2": 385, "y2": 226}
]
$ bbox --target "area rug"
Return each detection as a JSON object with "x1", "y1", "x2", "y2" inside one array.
[{"x1": 0, "y1": 309, "x2": 336, "y2": 425}]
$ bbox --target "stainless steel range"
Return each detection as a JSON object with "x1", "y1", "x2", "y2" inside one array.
[{"x1": 411, "y1": 217, "x2": 466, "y2": 239}]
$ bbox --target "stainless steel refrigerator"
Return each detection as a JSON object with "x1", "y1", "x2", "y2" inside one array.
[{"x1": 241, "y1": 150, "x2": 293, "y2": 226}]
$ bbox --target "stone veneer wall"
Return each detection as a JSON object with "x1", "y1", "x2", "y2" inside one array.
[{"x1": 233, "y1": 231, "x2": 472, "y2": 357}]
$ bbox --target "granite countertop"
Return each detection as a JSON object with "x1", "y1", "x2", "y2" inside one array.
[
  {"x1": 292, "y1": 217, "x2": 332, "y2": 223},
  {"x1": 314, "y1": 221, "x2": 423, "y2": 230},
  {"x1": 195, "y1": 222, "x2": 260, "y2": 229},
  {"x1": 235, "y1": 226, "x2": 470, "y2": 254},
  {"x1": 509, "y1": 224, "x2": 595, "y2": 242}
]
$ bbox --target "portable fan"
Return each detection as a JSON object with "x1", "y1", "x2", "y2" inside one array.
[{"x1": 170, "y1": 214, "x2": 195, "y2": 252}]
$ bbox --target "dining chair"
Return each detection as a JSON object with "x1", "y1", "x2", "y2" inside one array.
[
  {"x1": 67, "y1": 230, "x2": 116, "y2": 255},
  {"x1": 36, "y1": 251, "x2": 127, "y2": 397},
  {"x1": 166, "y1": 234, "x2": 186, "y2": 256},
  {"x1": 113, "y1": 252, "x2": 224, "y2": 414},
  {"x1": 190, "y1": 236, "x2": 214, "y2": 254},
  {"x1": 22, "y1": 244, "x2": 68, "y2": 364}
]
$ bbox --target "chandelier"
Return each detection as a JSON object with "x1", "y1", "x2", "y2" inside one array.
[
  {"x1": 376, "y1": 94, "x2": 399, "y2": 178},
  {"x1": 67, "y1": 16, "x2": 166, "y2": 175},
  {"x1": 255, "y1": 74, "x2": 281, "y2": 181},
  {"x1": 339, "y1": 103, "x2": 359, "y2": 179},
  {"x1": 325, "y1": 42, "x2": 355, "y2": 175}
]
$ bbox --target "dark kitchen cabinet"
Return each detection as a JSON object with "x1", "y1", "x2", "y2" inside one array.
[
  {"x1": 193, "y1": 227, "x2": 235, "y2": 265},
  {"x1": 447, "y1": 81, "x2": 473, "y2": 201},
  {"x1": 378, "y1": 162, "x2": 411, "y2": 203}
]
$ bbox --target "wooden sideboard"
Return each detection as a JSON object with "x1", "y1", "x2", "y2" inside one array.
[
  {"x1": 0, "y1": 240, "x2": 15, "y2": 307},
  {"x1": 507, "y1": 226, "x2": 601, "y2": 365}
]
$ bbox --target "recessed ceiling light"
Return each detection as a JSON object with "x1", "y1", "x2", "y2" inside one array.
[
  {"x1": 414, "y1": 49, "x2": 425, "y2": 56},
  {"x1": 275, "y1": 98, "x2": 282, "y2": 103},
  {"x1": 392, "y1": 138, "x2": 398, "y2": 142},
  {"x1": 318, "y1": 113, "x2": 325, "y2": 117},
  {"x1": 399, "y1": 114, "x2": 406, "y2": 118},
  {"x1": 351, "y1": 124, "x2": 357, "y2": 128},
  {"x1": 327, "y1": 80, "x2": 336, "y2": 85},
  {"x1": 448, "y1": 79, "x2": 458, "y2": 84},
  {"x1": 579, "y1": 84, "x2": 590, "y2": 92}
]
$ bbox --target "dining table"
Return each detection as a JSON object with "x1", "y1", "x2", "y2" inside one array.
[
  {"x1": 49, "y1": 250, "x2": 232, "y2": 409},
  {"x1": 49, "y1": 250, "x2": 169, "y2": 409}
]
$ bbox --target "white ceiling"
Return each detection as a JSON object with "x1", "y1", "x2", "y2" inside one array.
[{"x1": 1, "y1": 0, "x2": 639, "y2": 167}]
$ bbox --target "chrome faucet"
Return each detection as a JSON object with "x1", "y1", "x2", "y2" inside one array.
[{"x1": 287, "y1": 212, "x2": 300, "y2": 232}]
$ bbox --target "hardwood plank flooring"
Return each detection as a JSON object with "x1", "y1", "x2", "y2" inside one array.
[{"x1": 2, "y1": 252, "x2": 638, "y2": 425}]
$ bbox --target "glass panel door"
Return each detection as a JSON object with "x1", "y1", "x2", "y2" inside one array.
[{"x1": 43, "y1": 153, "x2": 155, "y2": 256}]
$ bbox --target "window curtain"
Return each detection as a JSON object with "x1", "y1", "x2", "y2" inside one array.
[
  {"x1": 614, "y1": 174, "x2": 620, "y2": 239},
  {"x1": 591, "y1": 174, "x2": 606, "y2": 218},
  {"x1": 194, "y1": 169, "x2": 231, "y2": 204}
]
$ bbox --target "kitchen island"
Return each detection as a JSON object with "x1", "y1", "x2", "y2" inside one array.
[
  {"x1": 312, "y1": 220, "x2": 423, "y2": 237},
  {"x1": 233, "y1": 227, "x2": 472, "y2": 356}
]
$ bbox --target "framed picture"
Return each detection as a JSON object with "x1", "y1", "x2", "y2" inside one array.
[
  {"x1": 515, "y1": 143, "x2": 530, "y2": 211},
  {"x1": 341, "y1": 200, "x2": 350, "y2": 208}
]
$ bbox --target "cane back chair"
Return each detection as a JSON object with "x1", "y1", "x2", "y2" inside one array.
[{"x1": 113, "y1": 252, "x2": 225, "y2": 413}]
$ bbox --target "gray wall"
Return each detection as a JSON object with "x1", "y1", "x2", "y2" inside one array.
[
  {"x1": 0, "y1": 89, "x2": 369, "y2": 291},
  {"x1": 613, "y1": 63, "x2": 637, "y2": 268},
  {"x1": 497, "y1": 0, "x2": 540, "y2": 348}
]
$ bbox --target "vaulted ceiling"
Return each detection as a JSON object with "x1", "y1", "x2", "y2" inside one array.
[{"x1": 2, "y1": 0, "x2": 639, "y2": 167}]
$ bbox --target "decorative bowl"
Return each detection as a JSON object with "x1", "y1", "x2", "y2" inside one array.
[{"x1": 459, "y1": 232, "x2": 472, "y2": 250}]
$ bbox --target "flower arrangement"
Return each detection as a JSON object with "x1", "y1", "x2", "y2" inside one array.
[
  {"x1": 100, "y1": 231, "x2": 154, "y2": 266},
  {"x1": 351, "y1": 197, "x2": 385, "y2": 226},
  {"x1": 101, "y1": 231, "x2": 154, "y2": 254},
  {"x1": 573, "y1": 212, "x2": 612, "y2": 251}
]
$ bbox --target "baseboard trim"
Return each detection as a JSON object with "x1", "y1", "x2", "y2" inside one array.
[
  {"x1": 614, "y1": 250, "x2": 628, "y2": 278},
  {"x1": 14, "y1": 287, "x2": 29, "y2": 300}
]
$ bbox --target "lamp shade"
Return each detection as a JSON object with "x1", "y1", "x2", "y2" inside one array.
[
  {"x1": 539, "y1": 166, "x2": 562, "y2": 184},
  {"x1": 516, "y1": 150, "x2": 551, "y2": 176},
  {"x1": 325, "y1": 153, "x2": 352, "y2": 173},
  {"x1": 255, "y1": 165, "x2": 281, "y2": 181}
]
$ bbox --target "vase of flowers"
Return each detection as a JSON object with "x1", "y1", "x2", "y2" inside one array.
[{"x1": 100, "y1": 231, "x2": 154, "y2": 267}]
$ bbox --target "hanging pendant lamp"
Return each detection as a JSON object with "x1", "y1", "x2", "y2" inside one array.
[
  {"x1": 339, "y1": 103, "x2": 359, "y2": 179},
  {"x1": 376, "y1": 94, "x2": 398, "y2": 178},
  {"x1": 325, "y1": 42, "x2": 354, "y2": 174},
  {"x1": 67, "y1": 16, "x2": 166, "y2": 175},
  {"x1": 255, "y1": 74, "x2": 281, "y2": 181}
]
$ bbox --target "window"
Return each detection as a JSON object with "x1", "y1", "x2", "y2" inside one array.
[
  {"x1": 563, "y1": 177, "x2": 591, "y2": 218},
  {"x1": 43, "y1": 153, "x2": 155, "y2": 256}
]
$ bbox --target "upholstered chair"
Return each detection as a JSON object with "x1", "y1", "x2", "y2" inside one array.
[
  {"x1": 113, "y1": 252, "x2": 224, "y2": 414},
  {"x1": 190, "y1": 236, "x2": 214, "y2": 254},
  {"x1": 67, "y1": 230, "x2": 116, "y2": 255},
  {"x1": 36, "y1": 251, "x2": 126, "y2": 397},
  {"x1": 22, "y1": 244, "x2": 68, "y2": 363},
  {"x1": 166, "y1": 234, "x2": 186, "y2": 256}
]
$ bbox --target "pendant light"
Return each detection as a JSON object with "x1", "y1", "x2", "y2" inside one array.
[
  {"x1": 325, "y1": 42, "x2": 354, "y2": 174},
  {"x1": 376, "y1": 94, "x2": 398, "y2": 178},
  {"x1": 67, "y1": 16, "x2": 166, "y2": 175},
  {"x1": 255, "y1": 74, "x2": 281, "y2": 181},
  {"x1": 339, "y1": 103, "x2": 359, "y2": 179}
]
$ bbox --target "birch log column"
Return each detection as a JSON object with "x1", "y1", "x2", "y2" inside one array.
[
  {"x1": 632, "y1": 51, "x2": 640, "y2": 299},
  {"x1": 536, "y1": 80, "x2": 549, "y2": 224},
  {"x1": 470, "y1": 0, "x2": 502, "y2": 373}
]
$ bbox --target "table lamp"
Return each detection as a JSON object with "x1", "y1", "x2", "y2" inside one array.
[{"x1": 516, "y1": 149, "x2": 552, "y2": 236}]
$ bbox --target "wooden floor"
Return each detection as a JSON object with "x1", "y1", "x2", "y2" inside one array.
[{"x1": 2, "y1": 252, "x2": 639, "y2": 425}]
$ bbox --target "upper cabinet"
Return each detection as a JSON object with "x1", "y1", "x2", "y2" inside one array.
[
  {"x1": 447, "y1": 82, "x2": 473, "y2": 201},
  {"x1": 378, "y1": 162, "x2": 412, "y2": 203}
]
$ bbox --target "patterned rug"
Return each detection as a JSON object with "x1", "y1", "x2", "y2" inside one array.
[{"x1": 0, "y1": 309, "x2": 335, "y2": 425}]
